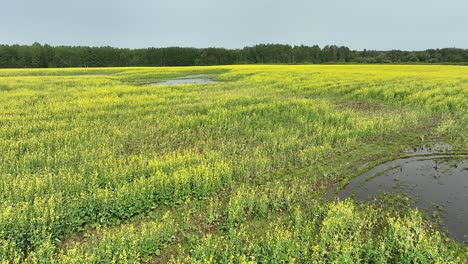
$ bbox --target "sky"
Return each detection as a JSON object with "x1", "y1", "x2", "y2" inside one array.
[{"x1": 1, "y1": 0, "x2": 467, "y2": 50}]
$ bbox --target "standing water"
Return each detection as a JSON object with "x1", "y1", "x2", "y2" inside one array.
[
  {"x1": 333, "y1": 144, "x2": 468, "y2": 242},
  {"x1": 149, "y1": 75, "x2": 217, "y2": 85}
]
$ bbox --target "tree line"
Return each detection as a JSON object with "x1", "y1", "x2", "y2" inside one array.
[{"x1": 0, "y1": 42, "x2": 467, "y2": 68}]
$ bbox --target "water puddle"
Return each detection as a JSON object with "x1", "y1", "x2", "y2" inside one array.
[
  {"x1": 149, "y1": 75, "x2": 217, "y2": 85},
  {"x1": 331, "y1": 144, "x2": 468, "y2": 242}
]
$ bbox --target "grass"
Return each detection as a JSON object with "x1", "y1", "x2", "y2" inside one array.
[{"x1": 0, "y1": 65, "x2": 467, "y2": 263}]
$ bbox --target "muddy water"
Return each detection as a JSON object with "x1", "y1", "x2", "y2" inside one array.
[
  {"x1": 150, "y1": 75, "x2": 216, "y2": 85},
  {"x1": 335, "y1": 144, "x2": 468, "y2": 242}
]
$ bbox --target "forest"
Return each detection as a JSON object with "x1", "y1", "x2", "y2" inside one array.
[{"x1": 1, "y1": 42, "x2": 468, "y2": 68}]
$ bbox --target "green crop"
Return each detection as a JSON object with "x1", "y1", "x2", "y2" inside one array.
[{"x1": 0, "y1": 65, "x2": 466, "y2": 263}]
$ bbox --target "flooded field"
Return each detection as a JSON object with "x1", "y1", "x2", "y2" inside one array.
[
  {"x1": 150, "y1": 75, "x2": 216, "y2": 85},
  {"x1": 336, "y1": 144, "x2": 468, "y2": 242},
  {"x1": 1, "y1": 66, "x2": 467, "y2": 262}
]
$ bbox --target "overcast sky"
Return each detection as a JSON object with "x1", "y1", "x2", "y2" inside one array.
[{"x1": 1, "y1": 0, "x2": 467, "y2": 50}]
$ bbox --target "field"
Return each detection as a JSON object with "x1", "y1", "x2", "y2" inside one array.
[{"x1": 0, "y1": 65, "x2": 467, "y2": 263}]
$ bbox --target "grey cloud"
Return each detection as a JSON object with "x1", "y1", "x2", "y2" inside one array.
[{"x1": 0, "y1": 0, "x2": 466, "y2": 50}]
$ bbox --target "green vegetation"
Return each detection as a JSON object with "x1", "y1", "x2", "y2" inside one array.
[
  {"x1": 0, "y1": 65, "x2": 467, "y2": 263},
  {"x1": 1, "y1": 43, "x2": 468, "y2": 68}
]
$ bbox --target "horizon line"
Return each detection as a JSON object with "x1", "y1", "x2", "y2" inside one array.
[{"x1": 1, "y1": 42, "x2": 467, "y2": 52}]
